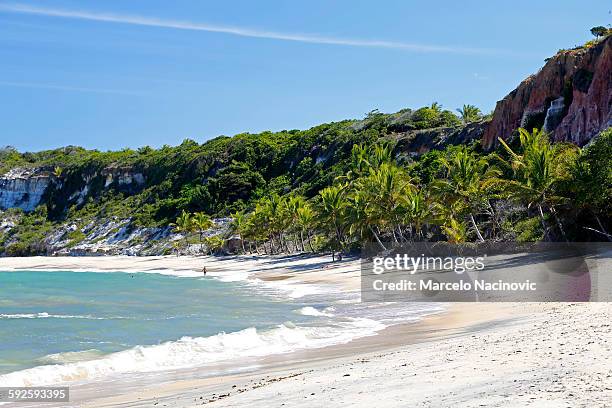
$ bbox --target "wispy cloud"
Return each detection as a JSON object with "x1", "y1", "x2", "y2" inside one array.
[
  {"x1": 473, "y1": 73, "x2": 490, "y2": 80},
  {"x1": 0, "y1": 80, "x2": 141, "y2": 95},
  {"x1": 0, "y1": 3, "x2": 502, "y2": 55}
]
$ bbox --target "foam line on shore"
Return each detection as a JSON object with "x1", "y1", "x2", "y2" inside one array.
[{"x1": 0, "y1": 318, "x2": 385, "y2": 387}]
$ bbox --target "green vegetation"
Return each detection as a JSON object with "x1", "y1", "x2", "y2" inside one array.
[
  {"x1": 549, "y1": 26, "x2": 611, "y2": 59},
  {"x1": 456, "y1": 104, "x2": 483, "y2": 124},
  {"x1": 590, "y1": 25, "x2": 611, "y2": 40},
  {"x1": 498, "y1": 128, "x2": 579, "y2": 241},
  {"x1": 1, "y1": 103, "x2": 609, "y2": 256},
  {"x1": 0, "y1": 104, "x2": 473, "y2": 227},
  {"x1": 176, "y1": 127, "x2": 610, "y2": 257}
]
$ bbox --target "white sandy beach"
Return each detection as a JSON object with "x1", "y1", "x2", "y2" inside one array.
[{"x1": 1, "y1": 255, "x2": 610, "y2": 407}]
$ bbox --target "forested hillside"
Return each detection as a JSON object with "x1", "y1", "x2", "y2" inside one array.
[{"x1": 1, "y1": 33, "x2": 610, "y2": 257}]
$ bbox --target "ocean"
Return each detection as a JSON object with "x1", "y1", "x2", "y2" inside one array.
[{"x1": 0, "y1": 268, "x2": 441, "y2": 387}]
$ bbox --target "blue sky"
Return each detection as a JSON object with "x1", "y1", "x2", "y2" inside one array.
[{"x1": 0, "y1": 1, "x2": 609, "y2": 152}]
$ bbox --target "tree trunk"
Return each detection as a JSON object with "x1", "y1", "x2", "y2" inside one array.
[
  {"x1": 369, "y1": 225, "x2": 387, "y2": 251},
  {"x1": 397, "y1": 225, "x2": 406, "y2": 243},
  {"x1": 487, "y1": 200, "x2": 499, "y2": 240},
  {"x1": 549, "y1": 206, "x2": 568, "y2": 242},
  {"x1": 300, "y1": 231, "x2": 306, "y2": 252},
  {"x1": 240, "y1": 236, "x2": 246, "y2": 254},
  {"x1": 307, "y1": 231, "x2": 315, "y2": 253},
  {"x1": 469, "y1": 213, "x2": 485, "y2": 242},
  {"x1": 273, "y1": 234, "x2": 279, "y2": 254},
  {"x1": 593, "y1": 212, "x2": 612, "y2": 242},
  {"x1": 279, "y1": 233, "x2": 289, "y2": 253},
  {"x1": 538, "y1": 205, "x2": 550, "y2": 241},
  {"x1": 293, "y1": 237, "x2": 299, "y2": 253},
  {"x1": 333, "y1": 219, "x2": 342, "y2": 249}
]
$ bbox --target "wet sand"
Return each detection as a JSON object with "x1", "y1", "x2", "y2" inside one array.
[{"x1": 1, "y1": 255, "x2": 610, "y2": 407}]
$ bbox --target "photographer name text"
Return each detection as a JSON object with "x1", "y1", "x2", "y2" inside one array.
[{"x1": 372, "y1": 279, "x2": 537, "y2": 292}]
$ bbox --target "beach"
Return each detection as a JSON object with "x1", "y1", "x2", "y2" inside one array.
[
  {"x1": 0, "y1": 255, "x2": 610, "y2": 407},
  {"x1": 85, "y1": 303, "x2": 611, "y2": 408}
]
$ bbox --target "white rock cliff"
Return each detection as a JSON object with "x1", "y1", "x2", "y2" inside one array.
[{"x1": 0, "y1": 168, "x2": 50, "y2": 211}]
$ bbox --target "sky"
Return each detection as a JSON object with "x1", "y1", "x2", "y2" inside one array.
[{"x1": 0, "y1": 1, "x2": 609, "y2": 152}]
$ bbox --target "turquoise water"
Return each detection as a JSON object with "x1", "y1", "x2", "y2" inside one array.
[
  {"x1": 0, "y1": 269, "x2": 437, "y2": 387},
  {"x1": 0, "y1": 271, "x2": 310, "y2": 377}
]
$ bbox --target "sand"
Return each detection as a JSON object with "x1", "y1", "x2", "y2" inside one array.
[
  {"x1": 199, "y1": 303, "x2": 611, "y2": 408},
  {"x1": 1, "y1": 255, "x2": 610, "y2": 407}
]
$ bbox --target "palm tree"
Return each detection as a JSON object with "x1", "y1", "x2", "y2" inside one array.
[
  {"x1": 317, "y1": 185, "x2": 347, "y2": 259},
  {"x1": 204, "y1": 235, "x2": 224, "y2": 255},
  {"x1": 229, "y1": 211, "x2": 248, "y2": 253},
  {"x1": 341, "y1": 143, "x2": 411, "y2": 247},
  {"x1": 357, "y1": 162, "x2": 415, "y2": 244},
  {"x1": 442, "y1": 217, "x2": 468, "y2": 244},
  {"x1": 345, "y1": 188, "x2": 387, "y2": 250},
  {"x1": 567, "y1": 138, "x2": 612, "y2": 241},
  {"x1": 401, "y1": 189, "x2": 438, "y2": 241},
  {"x1": 433, "y1": 146, "x2": 502, "y2": 242},
  {"x1": 171, "y1": 210, "x2": 194, "y2": 251},
  {"x1": 430, "y1": 102, "x2": 443, "y2": 113},
  {"x1": 284, "y1": 195, "x2": 308, "y2": 253},
  {"x1": 456, "y1": 104, "x2": 482, "y2": 124},
  {"x1": 339, "y1": 144, "x2": 368, "y2": 182},
  {"x1": 192, "y1": 212, "x2": 214, "y2": 253},
  {"x1": 498, "y1": 128, "x2": 578, "y2": 241},
  {"x1": 250, "y1": 194, "x2": 289, "y2": 254},
  {"x1": 257, "y1": 197, "x2": 274, "y2": 252},
  {"x1": 368, "y1": 143, "x2": 394, "y2": 170},
  {"x1": 242, "y1": 211, "x2": 266, "y2": 254},
  {"x1": 268, "y1": 194, "x2": 290, "y2": 253},
  {"x1": 171, "y1": 241, "x2": 181, "y2": 257},
  {"x1": 296, "y1": 205, "x2": 316, "y2": 252}
]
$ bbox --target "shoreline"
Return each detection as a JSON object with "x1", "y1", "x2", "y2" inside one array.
[
  {"x1": 1, "y1": 256, "x2": 610, "y2": 407},
  {"x1": 0, "y1": 254, "x2": 362, "y2": 291},
  {"x1": 72, "y1": 302, "x2": 520, "y2": 408}
]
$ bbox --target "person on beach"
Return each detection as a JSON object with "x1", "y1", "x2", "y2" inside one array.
[{"x1": 202, "y1": 267, "x2": 207, "y2": 275}]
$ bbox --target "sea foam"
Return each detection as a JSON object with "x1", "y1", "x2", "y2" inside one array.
[
  {"x1": 297, "y1": 306, "x2": 334, "y2": 317},
  {"x1": 0, "y1": 312, "x2": 112, "y2": 320},
  {"x1": 0, "y1": 317, "x2": 385, "y2": 387}
]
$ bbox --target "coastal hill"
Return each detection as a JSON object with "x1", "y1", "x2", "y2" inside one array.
[
  {"x1": 484, "y1": 35, "x2": 611, "y2": 148},
  {"x1": 0, "y1": 35, "x2": 610, "y2": 256}
]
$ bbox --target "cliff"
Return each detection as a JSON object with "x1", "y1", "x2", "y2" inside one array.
[
  {"x1": 0, "y1": 168, "x2": 52, "y2": 212},
  {"x1": 483, "y1": 36, "x2": 612, "y2": 148},
  {"x1": 0, "y1": 166, "x2": 146, "y2": 213},
  {"x1": 395, "y1": 121, "x2": 487, "y2": 156},
  {"x1": 1, "y1": 34, "x2": 610, "y2": 255}
]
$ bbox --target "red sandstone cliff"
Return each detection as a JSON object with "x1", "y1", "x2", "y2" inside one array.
[{"x1": 483, "y1": 36, "x2": 612, "y2": 148}]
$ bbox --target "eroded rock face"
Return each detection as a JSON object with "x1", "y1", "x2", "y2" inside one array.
[
  {"x1": 483, "y1": 36, "x2": 612, "y2": 148},
  {"x1": 395, "y1": 121, "x2": 487, "y2": 156},
  {"x1": 0, "y1": 168, "x2": 51, "y2": 211},
  {"x1": 103, "y1": 169, "x2": 145, "y2": 188}
]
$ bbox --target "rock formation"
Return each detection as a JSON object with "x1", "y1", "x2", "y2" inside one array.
[
  {"x1": 0, "y1": 168, "x2": 51, "y2": 211},
  {"x1": 483, "y1": 36, "x2": 612, "y2": 148},
  {"x1": 395, "y1": 121, "x2": 487, "y2": 156}
]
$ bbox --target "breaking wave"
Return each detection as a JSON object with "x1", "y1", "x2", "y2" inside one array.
[
  {"x1": 0, "y1": 312, "x2": 114, "y2": 320},
  {"x1": 0, "y1": 317, "x2": 385, "y2": 387},
  {"x1": 297, "y1": 306, "x2": 334, "y2": 317}
]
